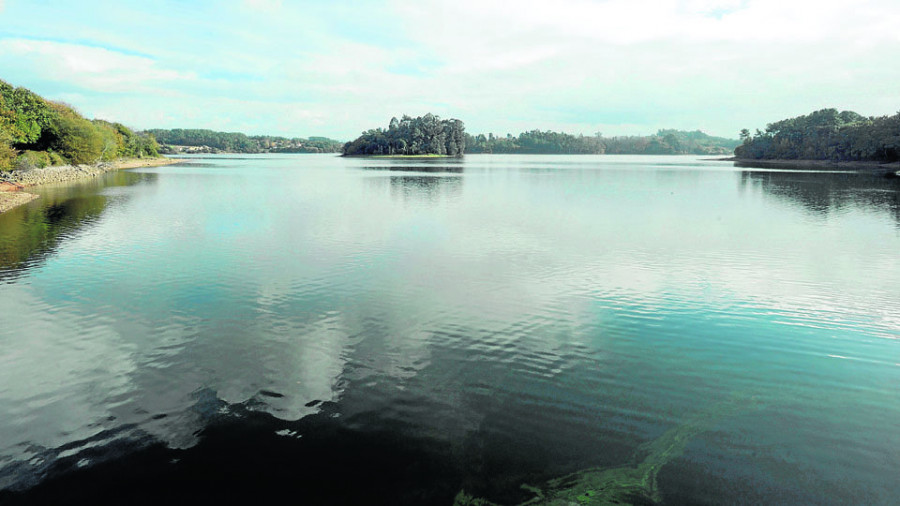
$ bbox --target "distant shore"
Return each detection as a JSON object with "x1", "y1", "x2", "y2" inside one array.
[
  {"x1": 0, "y1": 157, "x2": 179, "y2": 214},
  {"x1": 719, "y1": 157, "x2": 900, "y2": 172}
]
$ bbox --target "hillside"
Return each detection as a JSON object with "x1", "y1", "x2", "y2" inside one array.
[
  {"x1": 148, "y1": 128, "x2": 344, "y2": 154},
  {"x1": 464, "y1": 129, "x2": 739, "y2": 155},
  {"x1": 0, "y1": 79, "x2": 160, "y2": 172}
]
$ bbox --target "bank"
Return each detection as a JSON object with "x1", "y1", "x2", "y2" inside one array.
[{"x1": 0, "y1": 157, "x2": 179, "y2": 214}]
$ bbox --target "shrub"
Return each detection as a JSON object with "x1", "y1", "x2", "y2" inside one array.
[
  {"x1": 48, "y1": 151, "x2": 66, "y2": 166},
  {"x1": 0, "y1": 142, "x2": 15, "y2": 171},
  {"x1": 14, "y1": 150, "x2": 51, "y2": 171},
  {"x1": 48, "y1": 103, "x2": 103, "y2": 164}
]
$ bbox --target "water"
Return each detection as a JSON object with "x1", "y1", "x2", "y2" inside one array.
[{"x1": 0, "y1": 155, "x2": 898, "y2": 504}]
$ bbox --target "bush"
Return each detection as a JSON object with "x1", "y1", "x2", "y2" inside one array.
[
  {"x1": 48, "y1": 151, "x2": 65, "y2": 166},
  {"x1": 48, "y1": 104, "x2": 103, "y2": 164},
  {"x1": 0, "y1": 142, "x2": 15, "y2": 171},
  {"x1": 15, "y1": 150, "x2": 51, "y2": 171}
]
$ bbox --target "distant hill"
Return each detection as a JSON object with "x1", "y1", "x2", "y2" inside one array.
[
  {"x1": 464, "y1": 129, "x2": 739, "y2": 155},
  {"x1": 148, "y1": 128, "x2": 344, "y2": 154},
  {"x1": 735, "y1": 108, "x2": 900, "y2": 162},
  {"x1": 0, "y1": 79, "x2": 159, "y2": 171}
]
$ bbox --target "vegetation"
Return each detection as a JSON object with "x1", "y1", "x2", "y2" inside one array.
[
  {"x1": 342, "y1": 113, "x2": 466, "y2": 156},
  {"x1": 735, "y1": 108, "x2": 900, "y2": 162},
  {"x1": 464, "y1": 129, "x2": 739, "y2": 155},
  {"x1": 0, "y1": 79, "x2": 159, "y2": 172},
  {"x1": 148, "y1": 128, "x2": 344, "y2": 154}
]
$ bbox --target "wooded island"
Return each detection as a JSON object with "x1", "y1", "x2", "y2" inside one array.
[{"x1": 342, "y1": 113, "x2": 466, "y2": 157}]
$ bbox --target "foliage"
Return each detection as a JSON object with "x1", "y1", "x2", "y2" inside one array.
[
  {"x1": 464, "y1": 129, "x2": 739, "y2": 155},
  {"x1": 0, "y1": 79, "x2": 56, "y2": 147},
  {"x1": 0, "y1": 101, "x2": 16, "y2": 171},
  {"x1": 0, "y1": 79, "x2": 160, "y2": 171},
  {"x1": 0, "y1": 142, "x2": 15, "y2": 171},
  {"x1": 148, "y1": 128, "x2": 255, "y2": 152},
  {"x1": 47, "y1": 102, "x2": 104, "y2": 165},
  {"x1": 342, "y1": 113, "x2": 466, "y2": 156},
  {"x1": 148, "y1": 128, "x2": 343, "y2": 153},
  {"x1": 14, "y1": 150, "x2": 52, "y2": 171},
  {"x1": 735, "y1": 108, "x2": 900, "y2": 162}
]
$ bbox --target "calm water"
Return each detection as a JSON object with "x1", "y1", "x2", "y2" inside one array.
[{"x1": 0, "y1": 155, "x2": 898, "y2": 504}]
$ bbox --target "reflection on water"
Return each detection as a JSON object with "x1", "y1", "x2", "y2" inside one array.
[
  {"x1": 0, "y1": 171, "x2": 156, "y2": 277},
  {"x1": 1, "y1": 155, "x2": 899, "y2": 505},
  {"x1": 390, "y1": 175, "x2": 463, "y2": 204},
  {"x1": 740, "y1": 169, "x2": 900, "y2": 223}
]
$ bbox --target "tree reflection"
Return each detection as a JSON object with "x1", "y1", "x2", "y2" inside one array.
[
  {"x1": 389, "y1": 175, "x2": 463, "y2": 204},
  {"x1": 739, "y1": 170, "x2": 900, "y2": 224},
  {"x1": 0, "y1": 171, "x2": 156, "y2": 275}
]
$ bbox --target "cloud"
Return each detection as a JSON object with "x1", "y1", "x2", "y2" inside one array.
[
  {"x1": 0, "y1": 39, "x2": 194, "y2": 94},
  {"x1": 0, "y1": 0, "x2": 898, "y2": 139}
]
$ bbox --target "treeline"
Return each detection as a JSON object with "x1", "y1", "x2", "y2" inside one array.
[
  {"x1": 0, "y1": 79, "x2": 159, "y2": 172},
  {"x1": 735, "y1": 108, "x2": 900, "y2": 162},
  {"x1": 342, "y1": 114, "x2": 466, "y2": 156},
  {"x1": 148, "y1": 128, "x2": 344, "y2": 154},
  {"x1": 464, "y1": 129, "x2": 739, "y2": 155}
]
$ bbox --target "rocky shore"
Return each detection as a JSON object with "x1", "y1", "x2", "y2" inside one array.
[
  {"x1": 0, "y1": 157, "x2": 179, "y2": 214},
  {"x1": 0, "y1": 192, "x2": 40, "y2": 214}
]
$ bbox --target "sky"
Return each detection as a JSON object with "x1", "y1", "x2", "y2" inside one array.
[{"x1": 0, "y1": 0, "x2": 898, "y2": 140}]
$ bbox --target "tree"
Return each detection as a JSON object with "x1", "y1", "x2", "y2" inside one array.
[
  {"x1": 48, "y1": 103, "x2": 104, "y2": 164},
  {"x1": 734, "y1": 108, "x2": 900, "y2": 162},
  {"x1": 342, "y1": 113, "x2": 466, "y2": 157}
]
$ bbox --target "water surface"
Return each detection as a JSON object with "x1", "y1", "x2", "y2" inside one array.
[{"x1": 1, "y1": 155, "x2": 898, "y2": 504}]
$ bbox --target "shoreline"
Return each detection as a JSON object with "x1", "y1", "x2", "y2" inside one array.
[
  {"x1": 718, "y1": 157, "x2": 900, "y2": 172},
  {"x1": 0, "y1": 157, "x2": 180, "y2": 214}
]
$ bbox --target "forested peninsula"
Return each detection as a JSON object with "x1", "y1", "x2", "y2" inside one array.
[
  {"x1": 149, "y1": 129, "x2": 344, "y2": 154},
  {"x1": 735, "y1": 108, "x2": 900, "y2": 164}
]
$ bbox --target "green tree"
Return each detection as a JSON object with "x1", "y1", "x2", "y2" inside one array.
[{"x1": 48, "y1": 103, "x2": 103, "y2": 164}]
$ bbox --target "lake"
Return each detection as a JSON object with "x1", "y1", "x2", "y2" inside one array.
[{"x1": 0, "y1": 154, "x2": 898, "y2": 504}]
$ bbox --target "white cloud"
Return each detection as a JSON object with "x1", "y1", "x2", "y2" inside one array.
[
  {"x1": 0, "y1": 39, "x2": 195, "y2": 94},
  {"x1": 1, "y1": 0, "x2": 899, "y2": 138}
]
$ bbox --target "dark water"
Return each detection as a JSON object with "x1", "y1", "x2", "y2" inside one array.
[{"x1": 0, "y1": 155, "x2": 898, "y2": 504}]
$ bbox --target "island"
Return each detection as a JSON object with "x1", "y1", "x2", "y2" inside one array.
[{"x1": 342, "y1": 113, "x2": 466, "y2": 157}]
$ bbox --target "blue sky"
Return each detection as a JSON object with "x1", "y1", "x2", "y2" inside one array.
[{"x1": 1, "y1": 0, "x2": 898, "y2": 140}]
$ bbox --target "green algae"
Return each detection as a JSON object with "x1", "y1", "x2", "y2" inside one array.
[{"x1": 455, "y1": 393, "x2": 757, "y2": 506}]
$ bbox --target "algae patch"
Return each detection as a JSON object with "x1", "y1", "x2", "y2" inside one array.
[{"x1": 455, "y1": 393, "x2": 756, "y2": 506}]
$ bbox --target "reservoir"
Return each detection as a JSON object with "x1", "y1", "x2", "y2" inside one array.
[{"x1": 1, "y1": 154, "x2": 898, "y2": 504}]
